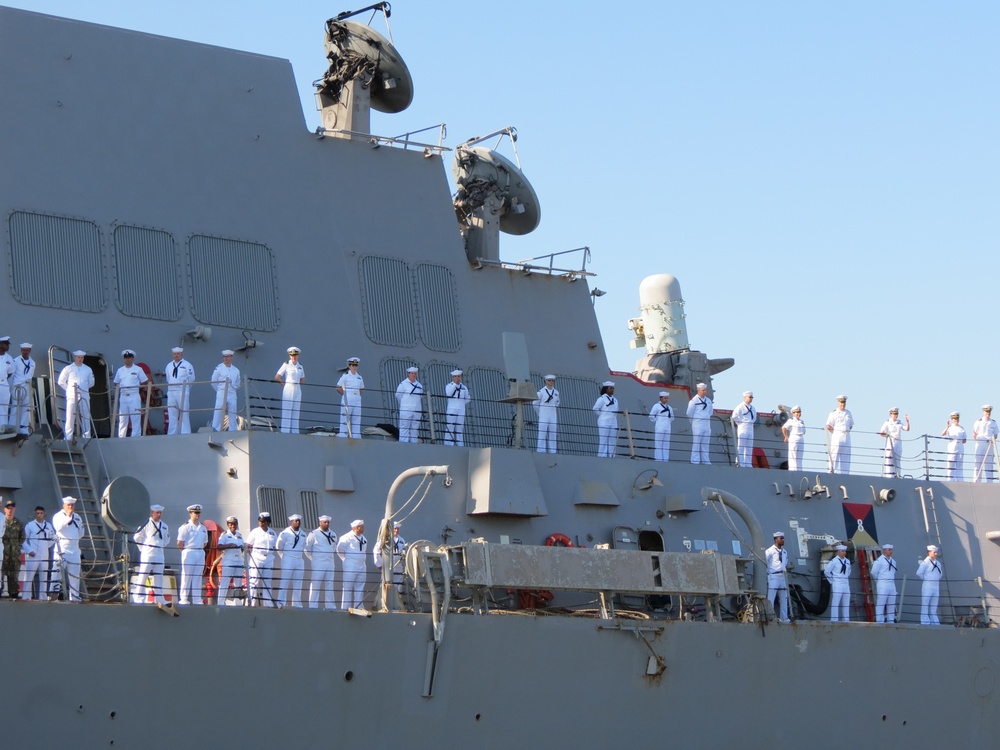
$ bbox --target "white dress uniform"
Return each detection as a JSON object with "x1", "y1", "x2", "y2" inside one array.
[
  {"x1": 176, "y1": 518, "x2": 208, "y2": 605},
  {"x1": 973, "y1": 413, "x2": 998, "y2": 482},
  {"x1": 245, "y1": 523, "x2": 278, "y2": 606},
  {"x1": 164, "y1": 355, "x2": 195, "y2": 435},
  {"x1": 53, "y1": 507, "x2": 84, "y2": 602},
  {"x1": 132, "y1": 515, "x2": 170, "y2": 604},
  {"x1": 276, "y1": 521, "x2": 307, "y2": 608},
  {"x1": 783, "y1": 416, "x2": 806, "y2": 471},
  {"x1": 113, "y1": 362, "x2": 149, "y2": 438},
  {"x1": 337, "y1": 528, "x2": 368, "y2": 609},
  {"x1": 731, "y1": 397, "x2": 756, "y2": 468},
  {"x1": 0, "y1": 346, "x2": 15, "y2": 426},
  {"x1": 276, "y1": 357, "x2": 305, "y2": 434},
  {"x1": 444, "y1": 376, "x2": 471, "y2": 447},
  {"x1": 395, "y1": 375, "x2": 424, "y2": 443},
  {"x1": 648, "y1": 400, "x2": 673, "y2": 462},
  {"x1": 373, "y1": 531, "x2": 407, "y2": 591},
  {"x1": 879, "y1": 417, "x2": 907, "y2": 478},
  {"x1": 764, "y1": 542, "x2": 789, "y2": 621},
  {"x1": 869, "y1": 550, "x2": 898, "y2": 623},
  {"x1": 533, "y1": 381, "x2": 560, "y2": 454},
  {"x1": 825, "y1": 408, "x2": 854, "y2": 474},
  {"x1": 58, "y1": 359, "x2": 95, "y2": 440},
  {"x1": 336, "y1": 370, "x2": 364, "y2": 439},
  {"x1": 824, "y1": 552, "x2": 851, "y2": 622},
  {"x1": 916, "y1": 551, "x2": 944, "y2": 625},
  {"x1": 943, "y1": 424, "x2": 967, "y2": 481},
  {"x1": 305, "y1": 523, "x2": 338, "y2": 609},
  {"x1": 21, "y1": 516, "x2": 56, "y2": 600},
  {"x1": 216, "y1": 528, "x2": 245, "y2": 604},
  {"x1": 210, "y1": 361, "x2": 241, "y2": 431},
  {"x1": 686, "y1": 393, "x2": 713, "y2": 464},
  {"x1": 592, "y1": 389, "x2": 620, "y2": 458},
  {"x1": 10, "y1": 353, "x2": 35, "y2": 434}
]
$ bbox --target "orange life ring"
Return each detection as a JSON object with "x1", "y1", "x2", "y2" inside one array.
[{"x1": 545, "y1": 533, "x2": 573, "y2": 547}]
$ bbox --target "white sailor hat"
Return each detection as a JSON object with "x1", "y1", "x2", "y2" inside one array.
[
  {"x1": 889, "y1": 407, "x2": 899, "y2": 413},
  {"x1": 351, "y1": 518, "x2": 364, "y2": 527},
  {"x1": 187, "y1": 504, "x2": 202, "y2": 513},
  {"x1": 62, "y1": 496, "x2": 77, "y2": 505},
  {"x1": 20, "y1": 342, "x2": 32, "y2": 349},
  {"x1": 696, "y1": 382, "x2": 707, "y2": 390},
  {"x1": 225, "y1": 516, "x2": 238, "y2": 523},
  {"x1": 791, "y1": 405, "x2": 801, "y2": 412},
  {"x1": 287, "y1": 346, "x2": 300, "y2": 355},
  {"x1": 347, "y1": 357, "x2": 360, "y2": 364},
  {"x1": 221, "y1": 349, "x2": 234, "y2": 356},
  {"x1": 318, "y1": 515, "x2": 332, "y2": 522},
  {"x1": 406, "y1": 366, "x2": 418, "y2": 373},
  {"x1": 882, "y1": 543, "x2": 893, "y2": 550},
  {"x1": 171, "y1": 346, "x2": 184, "y2": 353},
  {"x1": 258, "y1": 511, "x2": 271, "y2": 520},
  {"x1": 450, "y1": 369, "x2": 463, "y2": 376},
  {"x1": 72, "y1": 349, "x2": 86, "y2": 357},
  {"x1": 984, "y1": 405, "x2": 993, "y2": 411},
  {"x1": 393, "y1": 520, "x2": 402, "y2": 528},
  {"x1": 743, "y1": 391, "x2": 753, "y2": 397},
  {"x1": 950, "y1": 411, "x2": 960, "y2": 418},
  {"x1": 122, "y1": 349, "x2": 135, "y2": 358},
  {"x1": 835, "y1": 544, "x2": 848, "y2": 551},
  {"x1": 927, "y1": 544, "x2": 938, "y2": 552},
  {"x1": 601, "y1": 381, "x2": 615, "y2": 388},
  {"x1": 836, "y1": 395, "x2": 847, "y2": 402},
  {"x1": 544, "y1": 374, "x2": 556, "y2": 381},
  {"x1": 288, "y1": 514, "x2": 302, "y2": 521},
  {"x1": 658, "y1": 391, "x2": 670, "y2": 397},
  {"x1": 773, "y1": 531, "x2": 785, "y2": 538},
  {"x1": 150, "y1": 504, "x2": 164, "y2": 512},
  {"x1": 0, "y1": 336, "x2": 9, "y2": 343}
]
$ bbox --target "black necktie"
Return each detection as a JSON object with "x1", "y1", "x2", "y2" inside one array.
[
  {"x1": 22, "y1": 359, "x2": 29, "y2": 374},
  {"x1": 172, "y1": 363, "x2": 180, "y2": 378},
  {"x1": 545, "y1": 390, "x2": 554, "y2": 403},
  {"x1": 840, "y1": 560, "x2": 846, "y2": 574},
  {"x1": 323, "y1": 532, "x2": 333, "y2": 545},
  {"x1": 154, "y1": 522, "x2": 162, "y2": 539},
  {"x1": 292, "y1": 532, "x2": 299, "y2": 548}
]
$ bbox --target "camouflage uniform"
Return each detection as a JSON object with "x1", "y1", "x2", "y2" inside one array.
[{"x1": 2, "y1": 514, "x2": 24, "y2": 597}]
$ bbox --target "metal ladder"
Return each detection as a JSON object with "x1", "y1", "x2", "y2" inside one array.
[{"x1": 45, "y1": 439, "x2": 119, "y2": 600}]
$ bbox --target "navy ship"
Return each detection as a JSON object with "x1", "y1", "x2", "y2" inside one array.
[{"x1": 1, "y1": 5, "x2": 999, "y2": 747}]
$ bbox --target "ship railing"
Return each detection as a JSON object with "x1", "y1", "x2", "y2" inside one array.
[
  {"x1": 107, "y1": 378, "x2": 249, "y2": 436},
  {"x1": 473, "y1": 245, "x2": 595, "y2": 279},
  {"x1": 314, "y1": 123, "x2": 450, "y2": 156}
]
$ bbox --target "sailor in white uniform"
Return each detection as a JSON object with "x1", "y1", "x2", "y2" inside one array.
[
  {"x1": 277, "y1": 514, "x2": 307, "y2": 608},
  {"x1": 113, "y1": 350, "x2": 148, "y2": 438},
  {"x1": 878, "y1": 408, "x2": 910, "y2": 478},
  {"x1": 132, "y1": 503, "x2": 170, "y2": 605},
  {"x1": 686, "y1": 383, "x2": 713, "y2": 465},
  {"x1": 373, "y1": 520, "x2": 406, "y2": 593},
  {"x1": 215, "y1": 516, "x2": 245, "y2": 604},
  {"x1": 21, "y1": 505, "x2": 55, "y2": 600},
  {"x1": 731, "y1": 391, "x2": 756, "y2": 468},
  {"x1": 53, "y1": 496, "x2": 84, "y2": 602},
  {"x1": 336, "y1": 357, "x2": 364, "y2": 439},
  {"x1": 825, "y1": 395, "x2": 854, "y2": 474},
  {"x1": 824, "y1": 544, "x2": 851, "y2": 622},
  {"x1": 395, "y1": 367, "x2": 424, "y2": 443},
  {"x1": 0, "y1": 337, "x2": 15, "y2": 427},
  {"x1": 533, "y1": 375, "x2": 560, "y2": 454},
  {"x1": 941, "y1": 412, "x2": 967, "y2": 481},
  {"x1": 781, "y1": 406, "x2": 806, "y2": 471},
  {"x1": 592, "y1": 381, "x2": 620, "y2": 458},
  {"x1": 648, "y1": 391, "x2": 673, "y2": 462},
  {"x1": 57, "y1": 350, "x2": 95, "y2": 440},
  {"x1": 176, "y1": 504, "x2": 208, "y2": 605},
  {"x1": 916, "y1": 544, "x2": 944, "y2": 625},
  {"x1": 444, "y1": 369, "x2": 471, "y2": 447},
  {"x1": 10, "y1": 343, "x2": 36, "y2": 435},
  {"x1": 764, "y1": 531, "x2": 790, "y2": 622},
  {"x1": 245, "y1": 512, "x2": 278, "y2": 607},
  {"x1": 210, "y1": 349, "x2": 241, "y2": 431},
  {"x1": 869, "y1": 542, "x2": 897, "y2": 624},
  {"x1": 275, "y1": 347, "x2": 304, "y2": 434},
  {"x1": 305, "y1": 515, "x2": 337, "y2": 609},
  {"x1": 337, "y1": 519, "x2": 368, "y2": 609},
  {"x1": 164, "y1": 346, "x2": 195, "y2": 435},
  {"x1": 972, "y1": 405, "x2": 998, "y2": 482}
]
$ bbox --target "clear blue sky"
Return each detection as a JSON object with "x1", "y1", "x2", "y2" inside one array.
[{"x1": 7, "y1": 1, "x2": 1000, "y2": 465}]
